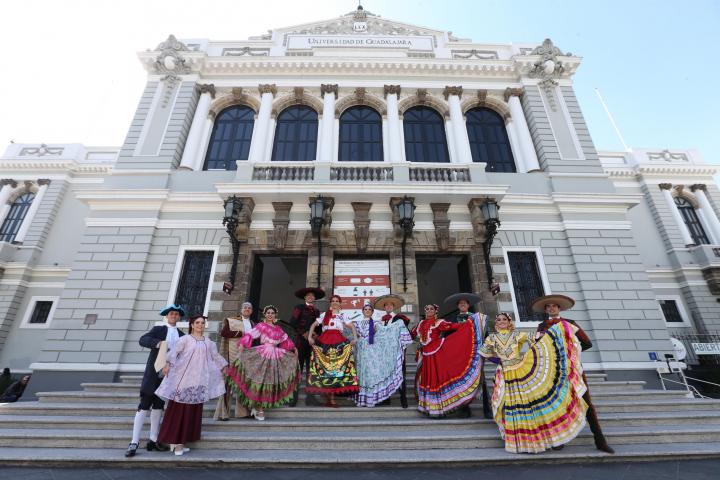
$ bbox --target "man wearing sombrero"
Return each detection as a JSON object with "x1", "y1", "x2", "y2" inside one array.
[
  {"x1": 285, "y1": 287, "x2": 324, "y2": 406},
  {"x1": 125, "y1": 303, "x2": 186, "y2": 457},
  {"x1": 532, "y1": 294, "x2": 614, "y2": 454},
  {"x1": 375, "y1": 294, "x2": 411, "y2": 408}
]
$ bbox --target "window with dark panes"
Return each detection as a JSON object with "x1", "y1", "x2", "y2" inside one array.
[
  {"x1": 174, "y1": 251, "x2": 215, "y2": 316},
  {"x1": 29, "y1": 300, "x2": 53, "y2": 324},
  {"x1": 339, "y1": 106, "x2": 383, "y2": 162},
  {"x1": 674, "y1": 197, "x2": 710, "y2": 245},
  {"x1": 0, "y1": 192, "x2": 35, "y2": 242},
  {"x1": 403, "y1": 106, "x2": 449, "y2": 163},
  {"x1": 659, "y1": 299, "x2": 684, "y2": 323},
  {"x1": 203, "y1": 106, "x2": 255, "y2": 170},
  {"x1": 271, "y1": 106, "x2": 318, "y2": 161},
  {"x1": 507, "y1": 251, "x2": 546, "y2": 323},
  {"x1": 466, "y1": 107, "x2": 516, "y2": 172}
]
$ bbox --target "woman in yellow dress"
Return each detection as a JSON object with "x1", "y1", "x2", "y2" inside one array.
[{"x1": 480, "y1": 312, "x2": 588, "y2": 453}]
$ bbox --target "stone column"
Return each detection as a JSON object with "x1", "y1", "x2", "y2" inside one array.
[
  {"x1": 248, "y1": 84, "x2": 277, "y2": 163},
  {"x1": 691, "y1": 184, "x2": 720, "y2": 244},
  {"x1": 179, "y1": 84, "x2": 215, "y2": 170},
  {"x1": 384, "y1": 85, "x2": 402, "y2": 162},
  {"x1": 505, "y1": 88, "x2": 541, "y2": 172},
  {"x1": 319, "y1": 84, "x2": 338, "y2": 162},
  {"x1": 660, "y1": 183, "x2": 694, "y2": 246},
  {"x1": 14, "y1": 179, "x2": 50, "y2": 243},
  {"x1": 444, "y1": 86, "x2": 472, "y2": 163},
  {"x1": 504, "y1": 117, "x2": 527, "y2": 173},
  {"x1": 0, "y1": 180, "x2": 17, "y2": 227}
]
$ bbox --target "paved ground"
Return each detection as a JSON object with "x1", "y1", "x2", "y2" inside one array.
[{"x1": 4, "y1": 459, "x2": 720, "y2": 480}]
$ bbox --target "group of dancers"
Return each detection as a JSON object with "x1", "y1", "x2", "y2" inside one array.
[{"x1": 125, "y1": 287, "x2": 614, "y2": 457}]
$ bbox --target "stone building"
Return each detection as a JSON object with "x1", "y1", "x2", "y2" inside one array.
[{"x1": 1, "y1": 7, "x2": 718, "y2": 395}]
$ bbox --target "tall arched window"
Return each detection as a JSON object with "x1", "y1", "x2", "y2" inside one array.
[
  {"x1": 675, "y1": 197, "x2": 710, "y2": 245},
  {"x1": 203, "y1": 106, "x2": 255, "y2": 170},
  {"x1": 466, "y1": 107, "x2": 516, "y2": 172},
  {"x1": 0, "y1": 192, "x2": 35, "y2": 242},
  {"x1": 403, "y1": 106, "x2": 449, "y2": 163},
  {"x1": 271, "y1": 106, "x2": 318, "y2": 161},
  {"x1": 339, "y1": 106, "x2": 383, "y2": 162}
]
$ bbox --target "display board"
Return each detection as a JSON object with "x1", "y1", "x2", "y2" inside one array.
[{"x1": 333, "y1": 259, "x2": 391, "y2": 318}]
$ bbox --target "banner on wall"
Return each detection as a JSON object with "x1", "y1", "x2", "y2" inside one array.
[{"x1": 333, "y1": 259, "x2": 391, "y2": 318}]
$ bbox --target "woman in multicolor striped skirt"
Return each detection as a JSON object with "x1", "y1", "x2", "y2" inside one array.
[{"x1": 480, "y1": 312, "x2": 588, "y2": 453}]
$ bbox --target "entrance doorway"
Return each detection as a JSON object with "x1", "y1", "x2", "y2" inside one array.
[
  {"x1": 248, "y1": 255, "x2": 308, "y2": 322},
  {"x1": 416, "y1": 254, "x2": 472, "y2": 319}
]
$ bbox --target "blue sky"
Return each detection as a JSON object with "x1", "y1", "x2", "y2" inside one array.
[{"x1": 1, "y1": 0, "x2": 718, "y2": 162}]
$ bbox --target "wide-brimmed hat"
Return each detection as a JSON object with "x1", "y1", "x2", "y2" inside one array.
[
  {"x1": 373, "y1": 294, "x2": 405, "y2": 311},
  {"x1": 444, "y1": 292, "x2": 482, "y2": 307},
  {"x1": 160, "y1": 303, "x2": 186, "y2": 317},
  {"x1": 294, "y1": 287, "x2": 326, "y2": 300},
  {"x1": 530, "y1": 294, "x2": 575, "y2": 313}
]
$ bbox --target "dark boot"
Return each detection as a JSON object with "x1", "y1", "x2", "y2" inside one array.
[
  {"x1": 456, "y1": 404, "x2": 472, "y2": 418},
  {"x1": 584, "y1": 391, "x2": 614, "y2": 454},
  {"x1": 146, "y1": 440, "x2": 169, "y2": 452},
  {"x1": 480, "y1": 374, "x2": 492, "y2": 419},
  {"x1": 125, "y1": 443, "x2": 138, "y2": 457}
]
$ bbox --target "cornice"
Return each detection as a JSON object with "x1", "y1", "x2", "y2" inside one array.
[
  {"x1": 0, "y1": 160, "x2": 113, "y2": 174},
  {"x1": 604, "y1": 164, "x2": 720, "y2": 177}
]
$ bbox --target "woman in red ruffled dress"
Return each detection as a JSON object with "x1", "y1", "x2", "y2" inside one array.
[{"x1": 412, "y1": 303, "x2": 484, "y2": 418}]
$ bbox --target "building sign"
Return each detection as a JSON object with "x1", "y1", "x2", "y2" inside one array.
[
  {"x1": 287, "y1": 35, "x2": 434, "y2": 51},
  {"x1": 333, "y1": 259, "x2": 391, "y2": 317},
  {"x1": 691, "y1": 343, "x2": 720, "y2": 355}
]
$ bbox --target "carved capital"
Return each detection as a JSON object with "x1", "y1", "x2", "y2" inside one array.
[
  {"x1": 351, "y1": 202, "x2": 372, "y2": 253},
  {"x1": 383, "y1": 85, "x2": 402, "y2": 98},
  {"x1": 430, "y1": 203, "x2": 451, "y2": 252},
  {"x1": 233, "y1": 197, "x2": 255, "y2": 242},
  {"x1": 690, "y1": 184, "x2": 707, "y2": 193},
  {"x1": 0, "y1": 179, "x2": 17, "y2": 188},
  {"x1": 258, "y1": 84, "x2": 277, "y2": 96},
  {"x1": 443, "y1": 86, "x2": 463, "y2": 100},
  {"x1": 271, "y1": 202, "x2": 292, "y2": 251},
  {"x1": 320, "y1": 84, "x2": 338, "y2": 98},
  {"x1": 503, "y1": 87, "x2": 524, "y2": 102},
  {"x1": 196, "y1": 83, "x2": 216, "y2": 99},
  {"x1": 37, "y1": 179, "x2": 51, "y2": 186},
  {"x1": 658, "y1": 183, "x2": 673, "y2": 191}
]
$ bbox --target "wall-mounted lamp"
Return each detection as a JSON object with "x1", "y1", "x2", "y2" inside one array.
[
  {"x1": 222, "y1": 195, "x2": 243, "y2": 295},
  {"x1": 398, "y1": 196, "x2": 415, "y2": 293},
  {"x1": 480, "y1": 198, "x2": 501, "y2": 295}
]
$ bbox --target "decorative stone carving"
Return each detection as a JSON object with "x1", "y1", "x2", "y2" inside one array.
[
  {"x1": 19, "y1": 144, "x2": 63, "y2": 157},
  {"x1": 37, "y1": 179, "x2": 51, "y2": 186},
  {"x1": 673, "y1": 185, "x2": 685, "y2": 195},
  {"x1": 0, "y1": 180, "x2": 17, "y2": 188},
  {"x1": 294, "y1": 87, "x2": 305, "y2": 100},
  {"x1": 258, "y1": 84, "x2": 278, "y2": 95},
  {"x1": 702, "y1": 267, "x2": 720, "y2": 296},
  {"x1": 690, "y1": 184, "x2": 707, "y2": 192},
  {"x1": 477, "y1": 90, "x2": 488, "y2": 102},
  {"x1": 648, "y1": 150, "x2": 689, "y2": 163},
  {"x1": 233, "y1": 198, "x2": 255, "y2": 243},
  {"x1": 528, "y1": 39, "x2": 569, "y2": 112},
  {"x1": 503, "y1": 87, "x2": 524, "y2": 102},
  {"x1": 221, "y1": 47, "x2": 270, "y2": 56},
  {"x1": 23, "y1": 180, "x2": 34, "y2": 191},
  {"x1": 232, "y1": 87, "x2": 244, "y2": 99},
  {"x1": 430, "y1": 203, "x2": 451, "y2": 252},
  {"x1": 196, "y1": 84, "x2": 216, "y2": 99},
  {"x1": 153, "y1": 34, "x2": 191, "y2": 78},
  {"x1": 320, "y1": 84, "x2": 339, "y2": 98},
  {"x1": 658, "y1": 183, "x2": 673, "y2": 190},
  {"x1": 451, "y1": 49, "x2": 499, "y2": 60},
  {"x1": 416, "y1": 89, "x2": 428, "y2": 103},
  {"x1": 468, "y1": 198, "x2": 489, "y2": 244},
  {"x1": 355, "y1": 87, "x2": 367, "y2": 103},
  {"x1": 384, "y1": 85, "x2": 401, "y2": 98},
  {"x1": 271, "y1": 202, "x2": 292, "y2": 251},
  {"x1": 443, "y1": 86, "x2": 463, "y2": 100},
  {"x1": 352, "y1": 202, "x2": 372, "y2": 252}
]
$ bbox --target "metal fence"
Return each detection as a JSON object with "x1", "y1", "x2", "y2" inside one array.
[{"x1": 672, "y1": 332, "x2": 720, "y2": 366}]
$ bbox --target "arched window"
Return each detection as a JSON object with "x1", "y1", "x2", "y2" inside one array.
[
  {"x1": 675, "y1": 197, "x2": 710, "y2": 245},
  {"x1": 203, "y1": 106, "x2": 255, "y2": 171},
  {"x1": 339, "y1": 106, "x2": 383, "y2": 162},
  {"x1": 271, "y1": 106, "x2": 318, "y2": 161},
  {"x1": 0, "y1": 192, "x2": 35, "y2": 242},
  {"x1": 403, "y1": 106, "x2": 449, "y2": 163},
  {"x1": 466, "y1": 107, "x2": 516, "y2": 172}
]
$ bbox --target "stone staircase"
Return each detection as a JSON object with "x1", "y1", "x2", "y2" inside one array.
[{"x1": 1, "y1": 362, "x2": 720, "y2": 467}]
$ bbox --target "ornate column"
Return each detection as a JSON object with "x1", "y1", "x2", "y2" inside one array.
[
  {"x1": 384, "y1": 85, "x2": 402, "y2": 162},
  {"x1": 14, "y1": 179, "x2": 50, "y2": 243},
  {"x1": 248, "y1": 84, "x2": 277, "y2": 163},
  {"x1": 0, "y1": 180, "x2": 17, "y2": 228},
  {"x1": 505, "y1": 88, "x2": 541, "y2": 172},
  {"x1": 660, "y1": 183, "x2": 694, "y2": 246},
  {"x1": 319, "y1": 84, "x2": 338, "y2": 162},
  {"x1": 179, "y1": 84, "x2": 215, "y2": 170},
  {"x1": 691, "y1": 184, "x2": 720, "y2": 244},
  {"x1": 444, "y1": 86, "x2": 472, "y2": 163}
]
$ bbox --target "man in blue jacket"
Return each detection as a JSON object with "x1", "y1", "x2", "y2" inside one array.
[{"x1": 125, "y1": 304, "x2": 185, "y2": 458}]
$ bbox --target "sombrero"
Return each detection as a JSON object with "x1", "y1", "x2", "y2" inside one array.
[
  {"x1": 444, "y1": 292, "x2": 482, "y2": 307},
  {"x1": 373, "y1": 294, "x2": 405, "y2": 311},
  {"x1": 159, "y1": 303, "x2": 186, "y2": 317},
  {"x1": 294, "y1": 287, "x2": 326, "y2": 300},
  {"x1": 530, "y1": 294, "x2": 575, "y2": 313}
]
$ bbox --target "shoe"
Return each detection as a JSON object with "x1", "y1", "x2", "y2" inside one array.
[
  {"x1": 250, "y1": 408, "x2": 266, "y2": 421},
  {"x1": 456, "y1": 406, "x2": 472, "y2": 418},
  {"x1": 125, "y1": 443, "x2": 139, "y2": 458},
  {"x1": 596, "y1": 442, "x2": 615, "y2": 454},
  {"x1": 551, "y1": 445, "x2": 565, "y2": 451},
  {"x1": 146, "y1": 440, "x2": 170, "y2": 452},
  {"x1": 218, "y1": 417, "x2": 229, "y2": 422},
  {"x1": 173, "y1": 446, "x2": 190, "y2": 456}
]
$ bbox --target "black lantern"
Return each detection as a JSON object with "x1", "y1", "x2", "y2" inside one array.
[
  {"x1": 309, "y1": 195, "x2": 327, "y2": 287},
  {"x1": 222, "y1": 195, "x2": 243, "y2": 295},
  {"x1": 397, "y1": 196, "x2": 415, "y2": 292},
  {"x1": 480, "y1": 198, "x2": 501, "y2": 295}
]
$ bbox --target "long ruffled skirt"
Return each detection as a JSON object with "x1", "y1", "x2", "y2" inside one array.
[
  {"x1": 492, "y1": 321, "x2": 588, "y2": 453},
  {"x1": 226, "y1": 344, "x2": 300, "y2": 409},
  {"x1": 306, "y1": 330, "x2": 359, "y2": 395}
]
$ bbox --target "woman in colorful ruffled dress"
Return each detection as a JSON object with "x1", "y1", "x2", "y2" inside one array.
[
  {"x1": 480, "y1": 312, "x2": 588, "y2": 453},
  {"x1": 306, "y1": 294, "x2": 359, "y2": 407},
  {"x1": 225, "y1": 305, "x2": 300, "y2": 421},
  {"x1": 353, "y1": 303, "x2": 412, "y2": 407},
  {"x1": 412, "y1": 303, "x2": 484, "y2": 418},
  {"x1": 156, "y1": 314, "x2": 228, "y2": 456}
]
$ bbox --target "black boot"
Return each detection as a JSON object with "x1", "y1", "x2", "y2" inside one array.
[
  {"x1": 399, "y1": 381, "x2": 408, "y2": 409},
  {"x1": 584, "y1": 392, "x2": 614, "y2": 454},
  {"x1": 125, "y1": 443, "x2": 138, "y2": 457},
  {"x1": 147, "y1": 440, "x2": 170, "y2": 452},
  {"x1": 480, "y1": 375, "x2": 493, "y2": 419},
  {"x1": 456, "y1": 404, "x2": 472, "y2": 418}
]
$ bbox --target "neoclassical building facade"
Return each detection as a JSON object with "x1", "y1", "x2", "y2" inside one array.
[{"x1": 1, "y1": 7, "x2": 719, "y2": 394}]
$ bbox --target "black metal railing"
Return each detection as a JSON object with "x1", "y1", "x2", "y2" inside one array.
[{"x1": 672, "y1": 332, "x2": 720, "y2": 366}]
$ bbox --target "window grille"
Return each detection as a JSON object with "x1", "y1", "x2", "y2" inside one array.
[
  {"x1": 174, "y1": 251, "x2": 214, "y2": 316},
  {"x1": 466, "y1": 108, "x2": 516, "y2": 172},
  {"x1": 674, "y1": 197, "x2": 710, "y2": 245},
  {"x1": 203, "y1": 106, "x2": 255, "y2": 170},
  {"x1": 507, "y1": 251, "x2": 546, "y2": 323},
  {"x1": 0, "y1": 192, "x2": 35, "y2": 242},
  {"x1": 29, "y1": 300, "x2": 54, "y2": 324},
  {"x1": 403, "y1": 106, "x2": 449, "y2": 163},
  {"x1": 271, "y1": 106, "x2": 318, "y2": 161},
  {"x1": 339, "y1": 106, "x2": 383, "y2": 162}
]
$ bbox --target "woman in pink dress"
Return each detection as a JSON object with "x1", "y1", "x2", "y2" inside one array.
[
  {"x1": 156, "y1": 314, "x2": 228, "y2": 455},
  {"x1": 225, "y1": 305, "x2": 300, "y2": 420}
]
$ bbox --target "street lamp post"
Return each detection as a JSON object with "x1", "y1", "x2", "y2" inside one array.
[
  {"x1": 398, "y1": 196, "x2": 416, "y2": 293},
  {"x1": 309, "y1": 196, "x2": 327, "y2": 288},
  {"x1": 480, "y1": 198, "x2": 501, "y2": 295},
  {"x1": 222, "y1": 195, "x2": 243, "y2": 295}
]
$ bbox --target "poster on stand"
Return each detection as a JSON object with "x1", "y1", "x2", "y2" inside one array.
[{"x1": 333, "y1": 259, "x2": 391, "y2": 319}]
